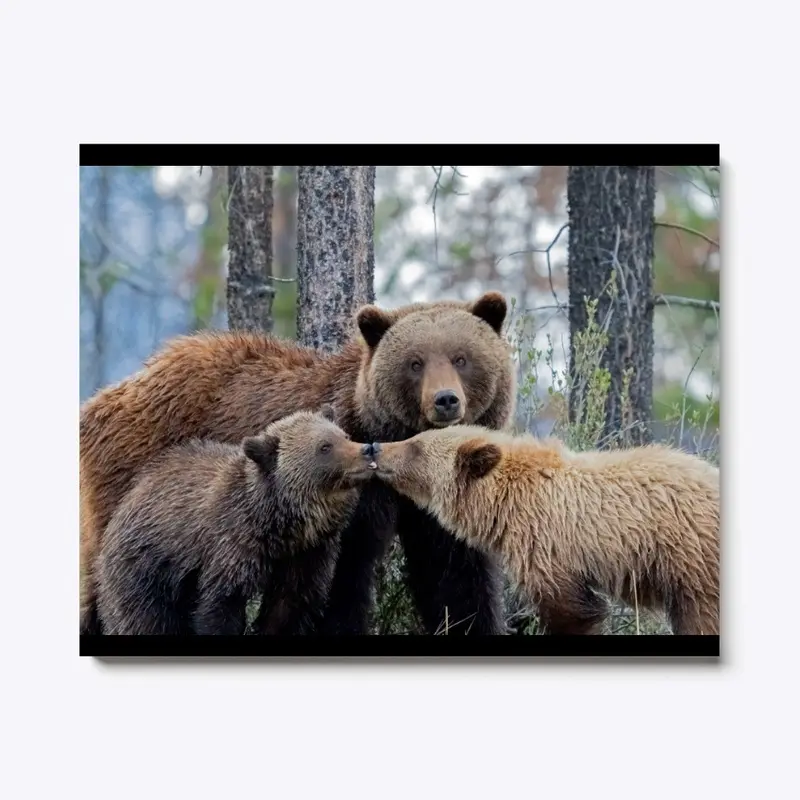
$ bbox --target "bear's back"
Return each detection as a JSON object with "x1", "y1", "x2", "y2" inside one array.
[{"x1": 104, "y1": 438, "x2": 248, "y2": 559}]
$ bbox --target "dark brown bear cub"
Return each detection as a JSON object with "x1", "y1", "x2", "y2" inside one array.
[{"x1": 96, "y1": 408, "x2": 376, "y2": 635}]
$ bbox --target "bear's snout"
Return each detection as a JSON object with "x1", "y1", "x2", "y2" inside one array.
[
  {"x1": 361, "y1": 442, "x2": 379, "y2": 470},
  {"x1": 433, "y1": 389, "x2": 461, "y2": 420}
]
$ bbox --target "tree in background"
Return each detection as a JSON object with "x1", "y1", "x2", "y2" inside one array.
[
  {"x1": 295, "y1": 165, "x2": 421, "y2": 633},
  {"x1": 226, "y1": 166, "x2": 275, "y2": 332},
  {"x1": 567, "y1": 166, "x2": 656, "y2": 447},
  {"x1": 296, "y1": 166, "x2": 375, "y2": 351},
  {"x1": 370, "y1": 166, "x2": 717, "y2": 451},
  {"x1": 81, "y1": 165, "x2": 718, "y2": 433}
]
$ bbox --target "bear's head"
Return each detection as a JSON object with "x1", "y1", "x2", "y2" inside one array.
[
  {"x1": 243, "y1": 405, "x2": 377, "y2": 495},
  {"x1": 354, "y1": 291, "x2": 515, "y2": 436},
  {"x1": 370, "y1": 425, "x2": 504, "y2": 546}
]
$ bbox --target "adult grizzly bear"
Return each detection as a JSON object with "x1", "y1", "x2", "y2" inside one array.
[
  {"x1": 80, "y1": 292, "x2": 515, "y2": 635},
  {"x1": 373, "y1": 427, "x2": 720, "y2": 635},
  {"x1": 97, "y1": 409, "x2": 376, "y2": 635}
]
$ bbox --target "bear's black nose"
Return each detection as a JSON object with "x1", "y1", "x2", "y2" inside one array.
[
  {"x1": 361, "y1": 443, "x2": 374, "y2": 458},
  {"x1": 434, "y1": 390, "x2": 461, "y2": 412},
  {"x1": 371, "y1": 442, "x2": 382, "y2": 455}
]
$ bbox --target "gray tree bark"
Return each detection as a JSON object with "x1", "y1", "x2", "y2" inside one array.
[
  {"x1": 296, "y1": 166, "x2": 375, "y2": 352},
  {"x1": 567, "y1": 166, "x2": 655, "y2": 446},
  {"x1": 226, "y1": 166, "x2": 275, "y2": 332}
]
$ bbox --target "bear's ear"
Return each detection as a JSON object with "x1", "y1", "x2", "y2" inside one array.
[
  {"x1": 243, "y1": 434, "x2": 279, "y2": 474},
  {"x1": 357, "y1": 305, "x2": 394, "y2": 349},
  {"x1": 456, "y1": 441, "x2": 502, "y2": 481},
  {"x1": 470, "y1": 292, "x2": 507, "y2": 334},
  {"x1": 319, "y1": 404, "x2": 335, "y2": 423}
]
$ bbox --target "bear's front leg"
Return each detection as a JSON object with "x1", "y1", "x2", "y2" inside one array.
[
  {"x1": 319, "y1": 483, "x2": 397, "y2": 635},
  {"x1": 253, "y1": 539, "x2": 340, "y2": 635},
  {"x1": 398, "y1": 500, "x2": 506, "y2": 635},
  {"x1": 193, "y1": 583, "x2": 248, "y2": 635}
]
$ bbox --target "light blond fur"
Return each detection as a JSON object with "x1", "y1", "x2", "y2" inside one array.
[{"x1": 374, "y1": 426, "x2": 719, "y2": 634}]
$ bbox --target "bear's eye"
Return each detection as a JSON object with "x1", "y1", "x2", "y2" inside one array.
[
  {"x1": 410, "y1": 360, "x2": 424, "y2": 373},
  {"x1": 319, "y1": 443, "x2": 333, "y2": 454},
  {"x1": 453, "y1": 356, "x2": 467, "y2": 368}
]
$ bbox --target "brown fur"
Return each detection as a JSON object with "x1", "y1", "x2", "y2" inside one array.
[
  {"x1": 80, "y1": 293, "x2": 516, "y2": 634},
  {"x1": 96, "y1": 410, "x2": 374, "y2": 635},
  {"x1": 373, "y1": 427, "x2": 720, "y2": 635}
]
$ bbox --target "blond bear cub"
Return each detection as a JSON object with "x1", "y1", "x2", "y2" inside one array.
[{"x1": 373, "y1": 427, "x2": 719, "y2": 635}]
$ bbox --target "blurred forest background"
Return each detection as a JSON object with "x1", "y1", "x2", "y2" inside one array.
[
  {"x1": 79, "y1": 165, "x2": 720, "y2": 634},
  {"x1": 80, "y1": 166, "x2": 718, "y2": 439}
]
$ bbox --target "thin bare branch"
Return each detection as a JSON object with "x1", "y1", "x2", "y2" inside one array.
[
  {"x1": 427, "y1": 167, "x2": 469, "y2": 271},
  {"x1": 495, "y1": 222, "x2": 570, "y2": 309},
  {"x1": 656, "y1": 167, "x2": 718, "y2": 202},
  {"x1": 429, "y1": 166, "x2": 444, "y2": 268},
  {"x1": 655, "y1": 221, "x2": 719, "y2": 249},
  {"x1": 546, "y1": 222, "x2": 570, "y2": 307},
  {"x1": 523, "y1": 305, "x2": 566, "y2": 314},
  {"x1": 680, "y1": 347, "x2": 706, "y2": 445},
  {"x1": 654, "y1": 294, "x2": 719, "y2": 312}
]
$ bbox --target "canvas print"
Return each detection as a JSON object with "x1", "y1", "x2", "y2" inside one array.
[{"x1": 79, "y1": 156, "x2": 720, "y2": 657}]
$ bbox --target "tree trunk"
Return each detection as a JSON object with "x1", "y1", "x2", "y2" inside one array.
[
  {"x1": 226, "y1": 166, "x2": 275, "y2": 332},
  {"x1": 567, "y1": 166, "x2": 655, "y2": 447},
  {"x1": 296, "y1": 166, "x2": 375, "y2": 352}
]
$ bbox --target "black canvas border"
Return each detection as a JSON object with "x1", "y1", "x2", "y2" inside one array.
[
  {"x1": 81, "y1": 634, "x2": 719, "y2": 659},
  {"x1": 79, "y1": 144, "x2": 720, "y2": 167}
]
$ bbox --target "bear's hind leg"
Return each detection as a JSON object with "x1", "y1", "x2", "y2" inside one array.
[
  {"x1": 80, "y1": 571, "x2": 103, "y2": 635},
  {"x1": 536, "y1": 580, "x2": 608, "y2": 635},
  {"x1": 254, "y1": 539, "x2": 340, "y2": 635},
  {"x1": 100, "y1": 561, "x2": 198, "y2": 635},
  {"x1": 193, "y1": 586, "x2": 248, "y2": 635},
  {"x1": 667, "y1": 590, "x2": 719, "y2": 635},
  {"x1": 80, "y1": 521, "x2": 105, "y2": 634}
]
